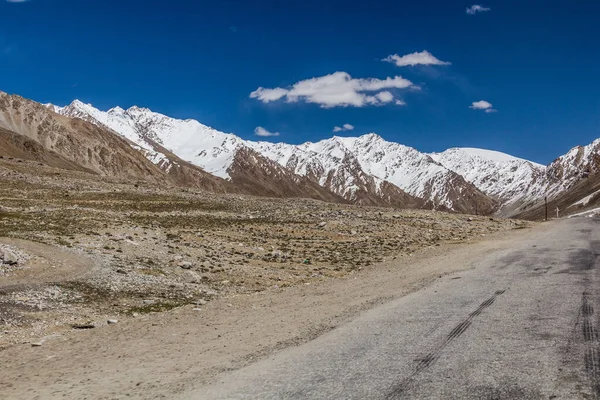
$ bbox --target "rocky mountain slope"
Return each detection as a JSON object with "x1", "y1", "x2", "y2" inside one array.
[
  {"x1": 0, "y1": 93, "x2": 344, "y2": 204},
  {"x1": 3, "y1": 91, "x2": 597, "y2": 218},
  {"x1": 514, "y1": 172, "x2": 600, "y2": 220},
  {"x1": 429, "y1": 148, "x2": 547, "y2": 214},
  {"x1": 0, "y1": 92, "x2": 169, "y2": 183},
  {"x1": 513, "y1": 139, "x2": 600, "y2": 219},
  {"x1": 545, "y1": 138, "x2": 600, "y2": 195},
  {"x1": 252, "y1": 135, "x2": 496, "y2": 213},
  {"x1": 50, "y1": 100, "x2": 496, "y2": 213},
  {"x1": 50, "y1": 100, "x2": 422, "y2": 208}
]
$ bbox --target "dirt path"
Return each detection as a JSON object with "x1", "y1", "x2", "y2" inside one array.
[
  {"x1": 0, "y1": 237, "x2": 94, "y2": 290},
  {"x1": 0, "y1": 225, "x2": 546, "y2": 400}
]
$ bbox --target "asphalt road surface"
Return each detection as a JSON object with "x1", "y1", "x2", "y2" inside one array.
[{"x1": 188, "y1": 217, "x2": 600, "y2": 400}]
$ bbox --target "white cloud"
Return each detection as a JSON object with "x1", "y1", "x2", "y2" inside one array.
[
  {"x1": 375, "y1": 91, "x2": 394, "y2": 103},
  {"x1": 254, "y1": 126, "x2": 280, "y2": 137},
  {"x1": 250, "y1": 71, "x2": 415, "y2": 108},
  {"x1": 395, "y1": 99, "x2": 407, "y2": 106},
  {"x1": 470, "y1": 100, "x2": 497, "y2": 113},
  {"x1": 6, "y1": 0, "x2": 30, "y2": 2},
  {"x1": 250, "y1": 87, "x2": 288, "y2": 103},
  {"x1": 333, "y1": 124, "x2": 355, "y2": 132},
  {"x1": 383, "y1": 51, "x2": 451, "y2": 67},
  {"x1": 466, "y1": 5, "x2": 490, "y2": 15}
]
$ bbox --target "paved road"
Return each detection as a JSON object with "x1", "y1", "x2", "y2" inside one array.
[{"x1": 189, "y1": 217, "x2": 600, "y2": 400}]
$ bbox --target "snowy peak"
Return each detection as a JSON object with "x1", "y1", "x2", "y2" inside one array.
[
  {"x1": 276, "y1": 133, "x2": 496, "y2": 213},
  {"x1": 51, "y1": 98, "x2": 498, "y2": 212},
  {"x1": 433, "y1": 147, "x2": 542, "y2": 165},
  {"x1": 429, "y1": 147, "x2": 547, "y2": 210},
  {"x1": 50, "y1": 100, "x2": 421, "y2": 207},
  {"x1": 53, "y1": 100, "x2": 249, "y2": 179},
  {"x1": 50, "y1": 98, "x2": 581, "y2": 215}
]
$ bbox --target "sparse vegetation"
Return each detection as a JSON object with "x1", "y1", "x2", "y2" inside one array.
[{"x1": 0, "y1": 156, "x2": 530, "y2": 349}]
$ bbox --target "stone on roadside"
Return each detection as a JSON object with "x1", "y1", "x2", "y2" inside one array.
[{"x1": 107, "y1": 319, "x2": 118, "y2": 324}]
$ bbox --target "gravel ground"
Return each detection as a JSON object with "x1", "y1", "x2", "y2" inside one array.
[{"x1": 0, "y1": 157, "x2": 532, "y2": 351}]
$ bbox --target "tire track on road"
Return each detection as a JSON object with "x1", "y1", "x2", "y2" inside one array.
[
  {"x1": 387, "y1": 289, "x2": 507, "y2": 399},
  {"x1": 580, "y1": 291, "x2": 600, "y2": 398}
]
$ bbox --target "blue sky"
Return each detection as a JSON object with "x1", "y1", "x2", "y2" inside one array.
[{"x1": 1, "y1": 0, "x2": 599, "y2": 164}]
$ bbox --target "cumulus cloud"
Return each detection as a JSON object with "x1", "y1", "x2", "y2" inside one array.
[
  {"x1": 466, "y1": 5, "x2": 490, "y2": 15},
  {"x1": 333, "y1": 124, "x2": 355, "y2": 133},
  {"x1": 6, "y1": 0, "x2": 30, "y2": 2},
  {"x1": 375, "y1": 91, "x2": 394, "y2": 103},
  {"x1": 395, "y1": 99, "x2": 407, "y2": 106},
  {"x1": 383, "y1": 51, "x2": 451, "y2": 67},
  {"x1": 470, "y1": 100, "x2": 497, "y2": 113},
  {"x1": 254, "y1": 126, "x2": 280, "y2": 137},
  {"x1": 250, "y1": 71, "x2": 415, "y2": 108}
]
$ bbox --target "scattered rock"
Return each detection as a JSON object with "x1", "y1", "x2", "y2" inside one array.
[
  {"x1": 317, "y1": 222, "x2": 327, "y2": 228},
  {"x1": 107, "y1": 319, "x2": 118, "y2": 324},
  {"x1": 0, "y1": 249, "x2": 18, "y2": 265},
  {"x1": 31, "y1": 342, "x2": 43, "y2": 347},
  {"x1": 178, "y1": 261, "x2": 193, "y2": 270}
]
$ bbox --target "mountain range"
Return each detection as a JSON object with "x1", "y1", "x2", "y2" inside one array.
[{"x1": 1, "y1": 90, "x2": 599, "y2": 219}]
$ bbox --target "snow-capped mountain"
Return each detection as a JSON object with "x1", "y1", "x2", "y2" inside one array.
[
  {"x1": 513, "y1": 140, "x2": 600, "y2": 220},
  {"x1": 48, "y1": 100, "x2": 419, "y2": 207},
  {"x1": 0, "y1": 92, "x2": 173, "y2": 183},
  {"x1": 250, "y1": 138, "x2": 422, "y2": 207},
  {"x1": 546, "y1": 138, "x2": 600, "y2": 195},
  {"x1": 252, "y1": 135, "x2": 496, "y2": 213},
  {"x1": 50, "y1": 100, "x2": 497, "y2": 212},
  {"x1": 429, "y1": 148, "x2": 547, "y2": 210},
  {"x1": 45, "y1": 98, "x2": 600, "y2": 217},
  {"x1": 47, "y1": 100, "x2": 246, "y2": 178}
]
